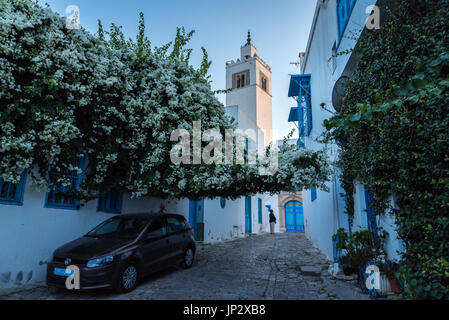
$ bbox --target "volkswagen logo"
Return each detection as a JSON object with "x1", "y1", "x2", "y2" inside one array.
[{"x1": 65, "y1": 258, "x2": 71, "y2": 266}]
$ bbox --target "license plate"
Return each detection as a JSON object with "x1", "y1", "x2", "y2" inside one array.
[{"x1": 54, "y1": 268, "x2": 75, "y2": 277}]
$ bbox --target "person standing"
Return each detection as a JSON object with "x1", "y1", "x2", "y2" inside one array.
[{"x1": 269, "y1": 209, "x2": 276, "y2": 235}]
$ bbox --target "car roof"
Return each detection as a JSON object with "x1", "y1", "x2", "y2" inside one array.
[{"x1": 117, "y1": 212, "x2": 186, "y2": 220}]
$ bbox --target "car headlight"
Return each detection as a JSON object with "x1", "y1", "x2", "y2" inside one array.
[{"x1": 87, "y1": 255, "x2": 114, "y2": 268}]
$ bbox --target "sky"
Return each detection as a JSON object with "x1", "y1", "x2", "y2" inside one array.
[{"x1": 38, "y1": 0, "x2": 316, "y2": 142}]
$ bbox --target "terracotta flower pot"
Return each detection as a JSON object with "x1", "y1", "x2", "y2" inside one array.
[{"x1": 389, "y1": 278, "x2": 402, "y2": 294}]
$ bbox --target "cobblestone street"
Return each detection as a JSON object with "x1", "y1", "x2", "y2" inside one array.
[{"x1": 0, "y1": 233, "x2": 369, "y2": 300}]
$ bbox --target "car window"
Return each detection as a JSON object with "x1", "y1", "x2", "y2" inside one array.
[
  {"x1": 121, "y1": 218, "x2": 147, "y2": 238},
  {"x1": 146, "y1": 218, "x2": 166, "y2": 239},
  {"x1": 88, "y1": 218, "x2": 121, "y2": 236},
  {"x1": 87, "y1": 217, "x2": 147, "y2": 240},
  {"x1": 167, "y1": 217, "x2": 185, "y2": 233}
]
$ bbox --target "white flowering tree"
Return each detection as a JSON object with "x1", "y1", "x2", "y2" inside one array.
[{"x1": 0, "y1": 0, "x2": 330, "y2": 201}]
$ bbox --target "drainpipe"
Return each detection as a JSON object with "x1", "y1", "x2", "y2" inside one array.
[{"x1": 331, "y1": 176, "x2": 341, "y2": 275}]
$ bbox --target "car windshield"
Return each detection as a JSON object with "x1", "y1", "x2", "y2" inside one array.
[{"x1": 86, "y1": 217, "x2": 148, "y2": 240}]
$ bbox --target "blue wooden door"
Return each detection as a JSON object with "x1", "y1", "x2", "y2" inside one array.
[
  {"x1": 245, "y1": 196, "x2": 252, "y2": 234},
  {"x1": 285, "y1": 201, "x2": 304, "y2": 233},
  {"x1": 189, "y1": 200, "x2": 198, "y2": 239}
]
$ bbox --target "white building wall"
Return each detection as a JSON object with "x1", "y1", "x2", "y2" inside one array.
[
  {"x1": 300, "y1": 0, "x2": 391, "y2": 261},
  {"x1": 203, "y1": 198, "x2": 245, "y2": 243},
  {"x1": 251, "y1": 195, "x2": 268, "y2": 234},
  {"x1": 379, "y1": 199, "x2": 404, "y2": 262}
]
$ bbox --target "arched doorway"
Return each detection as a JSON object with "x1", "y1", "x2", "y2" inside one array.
[{"x1": 285, "y1": 201, "x2": 304, "y2": 233}]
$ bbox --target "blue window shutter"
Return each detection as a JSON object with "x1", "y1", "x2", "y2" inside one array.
[
  {"x1": 45, "y1": 155, "x2": 86, "y2": 210},
  {"x1": 288, "y1": 74, "x2": 312, "y2": 137},
  {"x1": 98, "y1": 190, "x2": 123, "y2": 214},
  {"x1": 0, "y1": 169, "x2": 28, "y2": 206},
  {"x1": 311, "y1": 188, "x2": 317, "y2": 202},
  {"x1": 337, "y1": 0, "x2": 356, "y2": 41},
  {"x1": 220, "y1": 197, "x2": 226, "y2": 209},
  {"x1": 258, "y1": 198, "x2": 262, "y2": 224},
  {"x1": 288, "y1": 107, "x2": 299, "y2": 122}
]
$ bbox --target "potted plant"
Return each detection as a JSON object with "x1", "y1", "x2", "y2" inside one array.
[
  {"x1": 332, "y1": 229, "x2": 360, "y2": 276},
  {"x1": 332, "y1": 228, "x2": 348, "y2": 263},
  {"x1": 341, "y1": 255, "x2": 359, "y2": 276},
  {"x1": 383, "y1": 261, "x2": 402, "y2": 294}
]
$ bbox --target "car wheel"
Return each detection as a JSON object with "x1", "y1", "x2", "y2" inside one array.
[
  {"x1": 181, "y1": 247, "x2": 195, "y2": 269},
  {"x1": 115, "y1": 262, "x2": 139, "y2": 293}
]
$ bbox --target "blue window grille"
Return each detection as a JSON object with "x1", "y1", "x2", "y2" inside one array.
[
  {"x1": 311, "y1": 188, "x2": 317, "y2": 202},
  {"x1": 98, "y1": 190, "x2": 123, "y2": 214},
  {"x1": 288, "y1": 74, "x2": 312, "y2": 137},
  {"x1": 0, "y1": 170, "x2": 28, "y2": 206},
  {"x1": 258, "y1": 198, "x2": 262, "y2": 224},
  {"x1": 45, "y1": 155, "x2": 86, "y2": 210},
  {"x1": 337, "y1": 0, "x2": 356, "y2": 41}
]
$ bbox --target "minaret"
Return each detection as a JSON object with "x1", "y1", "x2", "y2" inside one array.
[{"x1": 225, "y1": 31, "x2": 273, "y2": 147}]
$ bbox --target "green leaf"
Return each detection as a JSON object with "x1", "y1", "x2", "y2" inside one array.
[
  {"x1": 350, "y1": 113, "x2": 361, "y2": 122},
  {"x1": 413, "y1": 79, "x2": 428, "y2": 89},
  {"x1": 407, "y1": 95, "x2": 419, "y2": 104}
]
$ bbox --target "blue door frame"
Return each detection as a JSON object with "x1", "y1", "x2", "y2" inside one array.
[
  {"x1": 189, "y1": 200, "x2": 198, "y2": 238},
  {"x1": 189, "y1": 200, "x2": 204, "y2": 240},
  {"x1": 245, "y1": 197, "x2": 252, "y2": 234},
  {"x1": 364, "y1": 186, "x2": 378, "y2": 239},
  {"x1": 285, "y1": 201, "x2": 304, "y2": 233}
]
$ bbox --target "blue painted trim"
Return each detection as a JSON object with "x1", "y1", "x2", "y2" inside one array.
[
  {"x1": 333, "y1": 235, "x2": 342, "y2": 263},
  {"x1": 44, "y1": 155, "x2": 86, "y2": 210},
  {"x1": 220, "y1": 197, "x2": 226, "y2": 209},
  {"x1": 245, "y1": 196, "x2": 252, "y2": 233},
  {"x1": 336, "y1": 0, "x2": 357, "y2": 48},
  {"x1": 311, "y1": 188, "x2": 317, "y2": 202},
  {"x1": 285, "y1": 200, "x2": 304, "y2": 233},
  {"x1": 189, "y1": 200, "x2": 197, "y2": 235},
  {"x1": 0, "y1": 169, "x2": 28, "y2": 206},
  {"x1": 288, "y1": 74, "x2": 312, "y2": 98},
  {"x1": 97, "y1": 190, "x2": 123, "y2": 214},
  {"x1": 288, "y1": 74, "x2": 312, "y2": 137},
  {"x1": 288, "y1": 107, "x2": 299, "y2": 122},
  {"x1": 258, "y1": 198, "x2": 262, "y2": 224},
  {"x1": 364, "y1": 185, "x2": 379, "y2": 239}
]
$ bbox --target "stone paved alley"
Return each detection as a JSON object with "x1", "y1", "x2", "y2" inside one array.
[{"x1": 0, "y1": 233, "x2": 369, "y2": 300}]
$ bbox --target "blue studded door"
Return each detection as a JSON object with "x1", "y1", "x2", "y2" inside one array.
[{"x1": 285, "y1": 201, "x2": 304, "y2": 233}]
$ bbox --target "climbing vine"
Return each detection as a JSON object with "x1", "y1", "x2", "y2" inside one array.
[{"x1": 323, "y1": 0, "x2": 449, "y2": 299}]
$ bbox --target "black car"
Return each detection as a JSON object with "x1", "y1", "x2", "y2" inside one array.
[{"x1": 47, "y1": 213, "x2": 196, "y2": 293}]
